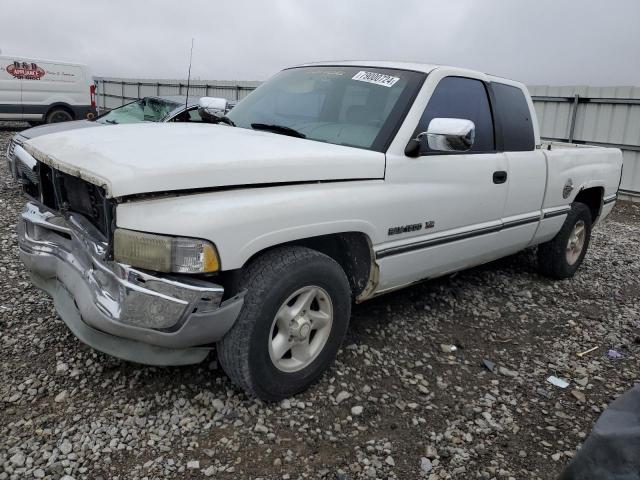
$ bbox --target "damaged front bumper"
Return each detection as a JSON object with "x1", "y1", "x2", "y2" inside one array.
[{"x1": 17, "y1": 201, "x2": 243, "y2": 366}]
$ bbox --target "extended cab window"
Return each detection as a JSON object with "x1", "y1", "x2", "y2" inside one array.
[
  {"x1": 416, "y1": 76, "x2": 495, "y2": 154},
  {"x1": 491, "y1": 82, "x2": 535, "y2": 151}
]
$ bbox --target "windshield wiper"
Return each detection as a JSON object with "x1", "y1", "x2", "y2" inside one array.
[{"x1": 251, "y1": 123, "x2": 306, "y2": 139}]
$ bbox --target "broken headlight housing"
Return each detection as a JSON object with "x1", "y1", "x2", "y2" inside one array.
[{"x1": 114, "y1": 229, "x2": 220, "y2": 273}]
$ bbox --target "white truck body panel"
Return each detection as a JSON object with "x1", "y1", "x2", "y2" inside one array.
[{"x1": 23, "y1": 123, "x2": 385, "y2": 197}]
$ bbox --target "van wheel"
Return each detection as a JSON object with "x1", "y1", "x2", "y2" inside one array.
[
  {"x1": 538, "y1": 202, "x2": 592, "y2": 279},
  {"x1": 217, "y1": 246, "x2": 351, "y2": 401},
  {"x1": 46, "y1": 108, "x2": 73, "y2": 123}
]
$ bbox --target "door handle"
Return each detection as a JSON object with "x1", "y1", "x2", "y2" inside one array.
[{"x1": 493, "y1": 171, "x2": 508, "y2": 184}]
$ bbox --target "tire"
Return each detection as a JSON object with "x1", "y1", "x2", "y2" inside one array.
[
  {"x1": 538, "y1": 202, "x2": 592, "y2": 279},
  {"x1": 46, "y1": 108, "x2": 73, "y2": 123},
  {"x1": 217, "y1": 246, "x2": 351, "y2": 401}
]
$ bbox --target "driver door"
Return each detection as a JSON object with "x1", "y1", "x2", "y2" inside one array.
[{"x1": 377, "y1": 75, "x2": 509, "y2": 290}]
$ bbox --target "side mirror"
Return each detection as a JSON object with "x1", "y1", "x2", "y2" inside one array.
[
  {"x1": 197, "y1": 97, "x2": 229, "y2": 122},
  {"x1": 405, "y1": 118, "x2": 476, "y2": 156}
]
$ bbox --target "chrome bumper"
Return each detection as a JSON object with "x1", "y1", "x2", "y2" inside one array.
[{"x1": 17, "y1": 201, "x2": 243, "y2": 366}]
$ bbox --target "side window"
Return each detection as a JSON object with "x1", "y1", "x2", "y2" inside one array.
[
  {"x1": 171, "y1": 108, "x2": 204, "y2": 123},
  {"x1": 491, "y1": 83, "x2": 535, "y2": 151},
  {"x1": 186, "y1": 108, "x2": 203, "y2": 122},
  {"x1": 416, "y1": 76, "x2": 495, "y2": 154}
]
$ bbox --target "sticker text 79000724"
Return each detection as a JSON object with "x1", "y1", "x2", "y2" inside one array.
[{"x1": 352, "y1": 71, "x2": 400, "y2": 88}]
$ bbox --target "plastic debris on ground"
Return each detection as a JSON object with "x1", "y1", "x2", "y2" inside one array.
[
  {"x1": 440, "y1": 344, "x2": 457, "y2": 353},
  {"x1": 606, "y1": 349, "x2": 623, "y2": 359},
  {"x1": 576, "y1": 346, "x2": 598, "y2": 358},
  {"x1": 547, "y1": 376, "x2": 570, "y2": 389}
]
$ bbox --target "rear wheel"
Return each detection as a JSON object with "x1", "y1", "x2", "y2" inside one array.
[
  {"x1": 217, "y1": 246, "x2": 351, "y2": 401},
  {"x1": 46, "y1": 108, "x2": 73, "y2": 123},
  {"x1": 538, "y1": 202, "x2": 592, "y2": 279}
]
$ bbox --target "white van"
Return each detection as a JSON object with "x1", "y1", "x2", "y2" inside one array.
[{"x1": 0, "y1": 55, "x2": 96, "y2": 124}]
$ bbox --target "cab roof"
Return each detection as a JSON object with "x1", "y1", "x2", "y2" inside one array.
[
  {"x1": 293, "y1": 60, "x2": 527, "y2": 90},
  {"x1": 295, "y1": 60, "x2": 439, "y2": 74}
]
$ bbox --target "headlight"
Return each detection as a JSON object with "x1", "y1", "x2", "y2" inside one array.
[{"x1": 114, "y1": 229, "x2": 220, "y2": 273}]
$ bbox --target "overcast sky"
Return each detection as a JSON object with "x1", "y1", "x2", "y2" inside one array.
[{"x1": 2, "y1": 0, "x2": 639, "y2": 85}]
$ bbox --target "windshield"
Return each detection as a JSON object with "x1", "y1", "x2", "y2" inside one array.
[
  {"x1": 95, "y1": 97, "x2": 181, "y2": 124},
  {"x1": 226, "y1": 66, "x2": 425, "y2": 151}
]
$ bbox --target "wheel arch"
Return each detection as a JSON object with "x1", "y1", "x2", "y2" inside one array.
[
  {"x1": 235, "y1": 231, "x2": 379, "y2": 303},
  {"x1": 573, "y1": 186, "x2": 604, "y2": 222},
  {"x1": 45, "y1": 102, "x2": 76, "y2": 121}
]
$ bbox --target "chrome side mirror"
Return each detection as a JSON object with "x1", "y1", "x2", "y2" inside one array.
[
  {"x1": 197, "y1": 97, "x2": 229, "y2": 122},
  {"x1": 423, "y1": 118, "x2": 475, "y2": 152}
]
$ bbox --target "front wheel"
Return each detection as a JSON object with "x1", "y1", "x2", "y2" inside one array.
[
  {"x1": 217, "y1": 246, "x2": 351, "y2": 401},
  {"x1": 46, "y1": 108, "x2": 73, "y2": 123},
  {"x1": 538, "y1": 202, "x2": 592, "y2": 279}
]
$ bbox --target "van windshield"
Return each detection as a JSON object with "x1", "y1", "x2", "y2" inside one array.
[
  {"x1": 95, "y1": 97, "x2": 180, "y2": 124},
  {"x1": 226, "y1": 66, "x2": 425, "y2": 151}
]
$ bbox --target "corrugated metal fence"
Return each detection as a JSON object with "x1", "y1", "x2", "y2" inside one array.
[
  {"x1": 95, "y1": 77, "x2": 261, "y2": 110},
  {"x1": 95, "y1": 78, "x2": 640, "y2": 199}
]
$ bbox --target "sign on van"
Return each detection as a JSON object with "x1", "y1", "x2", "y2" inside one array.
[{"x1": 6, "y1": 61, "x2": 46, "y2": 80}]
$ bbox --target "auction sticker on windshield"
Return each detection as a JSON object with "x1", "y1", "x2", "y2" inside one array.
[{"x1": 352, "y1": 71, "x2": 400, "y2": 87}]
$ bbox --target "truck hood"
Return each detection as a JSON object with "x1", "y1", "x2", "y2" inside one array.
[{"x1": 23, "y1": 123, "x2": 385, "y2": 198}]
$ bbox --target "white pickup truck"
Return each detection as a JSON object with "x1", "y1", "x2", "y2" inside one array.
[{"x1": 15, "y1": 61, "x2": 623, "y2": 400}]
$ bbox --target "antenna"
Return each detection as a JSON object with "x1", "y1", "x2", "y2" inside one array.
[{"x1": 185, "y1": 38, "x2": 194, "y2": 111}]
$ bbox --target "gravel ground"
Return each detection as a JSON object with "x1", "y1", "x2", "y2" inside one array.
[{"x1": 1, "y1": 122, "x2": 639, "y2": 480}]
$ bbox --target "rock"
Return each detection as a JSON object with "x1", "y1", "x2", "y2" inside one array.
[
  {"x1": 55, "y1": 362, "x2": 69, "y2": 375},
  {"x1": 9, "y1": 452, "x2": 25, "y2": 467},
  {"x1": 425, "y1": 445, "x2": 438, "y2": 459},
  {"x1": 420, "y1": 457, "x2": 433, "y2": 474},
  {"x1": 33, "y1": 469, "x2": 45, "y2": 478},
  {"x1": 202, "y1": 466, "x2": 217, "y2": 477},
  {"x1": 211, "y1": 398, "x2": 225, "y2": 411},
  {"x1": 59, "y1": 439, "x2": 73, "y2": 455},
  {"x1": 281, "y1": 399, "x2": 292, "y2": 409},
  {"x1": 54, "y1": 389, "x2": 68, "y2": 402},
  {"x1": 498, "y1": 366, "x2": 519, "y2": 377},
  {"x1": 187, "y1": 460, "x2": 200, "y2": 469},
  {"x1": 552, "y1": 452, "x2": 562, "y2": 461},
  {"x1": 351, "y1": 405, "x2": 363, "y2": 416},
  {"x1": 482, "y1": 359, "x2": 496, "y2": 372},
  {"x1": 385, "y1": 455, "x2": 395, "y2": 466},
  {"x1": 571, "y1": 389, "x2": 586, "y2": 402},
  {"x1": 273, "y1": 458, "x2": 282, "y2": 466},
  {"x1": 254, "y1": 423, "x2": 269, "y2": 434},
  {"x1": 576, "y1": 377, "x2": 589, "y2": 386},
  {"x1": 335, "y1": 391, "x2": 351, "y2": 404}
]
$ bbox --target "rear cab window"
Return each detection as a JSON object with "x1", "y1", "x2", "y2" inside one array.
[{"x1": 490, "y1": 83, "x2": 535, "y2": 151}]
